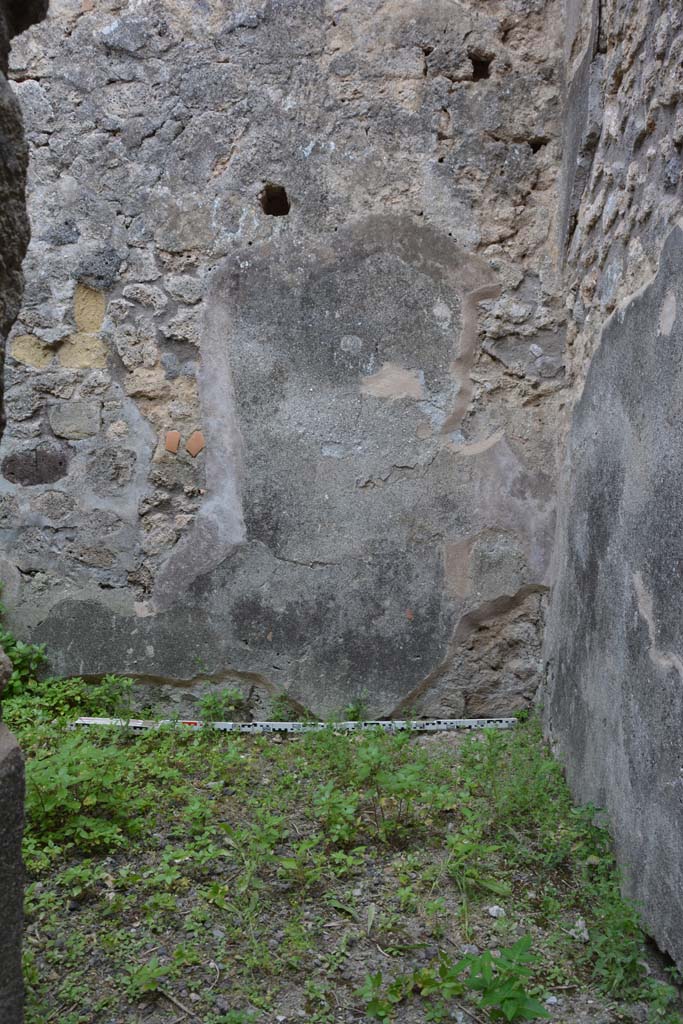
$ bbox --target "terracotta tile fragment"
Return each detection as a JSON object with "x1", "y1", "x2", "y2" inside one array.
[
  {"x1": 165, "y1": 430, "x2": 181, "y2": 454},
  {"x1": 186, "y1": 430, "x2": 205, "y2": 457}
]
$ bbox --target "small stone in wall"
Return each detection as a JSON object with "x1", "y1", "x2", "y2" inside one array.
[
  {"x1": 89, "y1": 449, "x2": 136, "y2": 496},
  {"x1": 141, "y1": 516, "x2": 178, "y2": 555},
  {"x1": 2, "y1": 443, "x2": 70, "y2": 486},
  {"x1": 74, "y1": 546, "x2": 115, "y2": 568},
  {"x1": 124, "y1": 367, "x2": 169, "y2": 399},
  {"x1": 5, "y1": 387, "x2": 41, "y2": 421},
  {"x1": 185, "y1": 430, "x2": 205, "y2": 457},
  {"x1": 10, "y1": 334, "x2": 53, "y2": 368},
  {"x1": 48, "y1": 400, "x2": 101, "y2": 439},
  {"x1": 76, "y1": 248, "x2": 122, "y2": 291},
  {"x1": 165, "y1": 275, "x2": 203, "y2": 304},
  {"x1": 29, "y1": 490, "x2": 76, "y2": 522},
  {"x1": 0, "y1": 495, "x2": 19, "y2": 526},
  {"x1": 161, "y1": 308, "x2": 201, "y2": 346},
  {"x1": 57, "y1": 333, "x2": 108, "y2": 369},
  {"x1": 122, "y1": 284, "x2": 167, "y2": 312},
  {"x1": 74, "y1": 283, "x2": 106, "y2": 333}
]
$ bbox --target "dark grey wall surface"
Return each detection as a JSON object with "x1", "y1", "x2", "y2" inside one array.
[
  {"x1": 0, "y1": 3, "x2": 49, "y2": 1021},
  {"x1": 544, "y1": 225, "x2": 683, "y2": 965},
  {"x1": 544, "y1": 0, "x2": 683, "y2": 970},
  {"x1": 0, "y1": 724, "x2": 26, "y2": 1024}
]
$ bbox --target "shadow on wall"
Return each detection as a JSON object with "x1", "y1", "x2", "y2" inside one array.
[
  {"x1": 544, "y1": 226, "x2": 683, "y2": 969},
  {"x1": 0, "y1": 4, "x2": 51, "y2": 1023}
]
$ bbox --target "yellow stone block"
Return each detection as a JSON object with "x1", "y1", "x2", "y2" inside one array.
[
  {"x1": 58, "y1": 333, "x2": 108, "y2": 369},
  {"x1": 10, "y1": 334, "x2": 53, "y2": 368},
  {"x1": 74, "y1": 283, "x2": 106, "y2": 333},
  {"x1": 124, "y1": 367, "x2": 169, "y2": 399}
]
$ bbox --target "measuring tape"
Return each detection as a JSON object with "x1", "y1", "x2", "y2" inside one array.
[{"x1": 71, "y1": 716, "x2": 517, "y2": 734}]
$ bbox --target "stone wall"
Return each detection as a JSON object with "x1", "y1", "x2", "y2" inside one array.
[
  {"x1": 0, "y1": 3, "x2": 50, "y2": 1021},
  {"x1": 7, "y1": 0, "x2": 683, "y2": 977},
  {"x1": 2, "y1": 0, "x2": 566, "y2": 717},
  {"x1": 544, "y1": 0, "x2": 683, "y2": 968}
]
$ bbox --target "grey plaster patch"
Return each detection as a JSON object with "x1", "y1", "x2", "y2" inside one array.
[{"x1": 149, "y1": 268, "x2": 245, "y2": 610}]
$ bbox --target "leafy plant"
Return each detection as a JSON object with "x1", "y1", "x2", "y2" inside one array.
[
  {"x1": 58, "y1": 860, "x2": 106, "y2": 900},
  {"x1": 277, "y1": 835, "x2": 327, "y2": 889},
  {"x1": 313, "y1": 781, "x2": 360, "y2": 844},
  {"x1": 198, "y1": 688, "x2": 248, "y2": 722},
  {"x1": 26, "y1": 731, "x2": 148, "y2": 850},
  {"x1": 445, "y1": 829, "x2": 511, "y2": 899},
  {"x1": 581, "y1": 880, "x2": 646, "y2": 995},
  {"x1": 358, "y1": 971, "x2": 398, "y2": 1021},
  {"x1": 351, "y1": 731, "x2": 452, "y2": 839},
  {"x1": 269, "y1": 693, "x2": 308, "y2": 721},
  {"x1": 0, "y1": 628, "x2": 46, "y2": 698},
  {"x1": 463, "y1": 938, "x2": 550, "y2": 1021},
  {"x1": 3, "y1": 674, "x2": 133, "y2": 734},
  {"x1": 364, "y1": 938, "x2": 549, "y2": 1022},
  {"x1": 124, "y1": 956, "x2": 171, "y2": 998},
  {"x1": 339, "y1": 697, "x2": 368, "y2": 721},
  {"x1": 11, "y1": 665, "x2": 677, "y2": 1024}
]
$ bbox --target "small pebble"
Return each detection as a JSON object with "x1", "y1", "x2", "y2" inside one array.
[
  {"x1": 487, "y1": 904, "x2": 506, "y2": 918},
  {"x1": 569, "y1": 916, "x2": 589, "y2": 942},
  {"x1": 545, "y1": 995, "x2": 559, "y2": 1005}
]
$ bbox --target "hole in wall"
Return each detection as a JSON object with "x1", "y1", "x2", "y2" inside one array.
[
  {"x1": 468, "y1": 52, "x2": 493, "y2": 81},
  {"x1": 259, "y1": 183, "x2": 290, "y2": 216},
  {"x1": 528, "y1": 136, "x2": 549, "y2": 154}
]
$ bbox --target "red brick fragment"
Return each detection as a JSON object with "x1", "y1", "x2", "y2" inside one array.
[
  {"x1": 186, "y1": 430, "x2": 205, "y2": 457},
  {"x1": 165, "y1": 430, "x2": 181, "y2": 454}
]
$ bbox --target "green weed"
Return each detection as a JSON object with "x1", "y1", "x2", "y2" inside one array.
[
  {"x1": 7, "y1": 666, "x2": 680, "y2": 1024},
  {"x1": 198, "y1": 687, "x2": 249, "y2": 721},
  {"x1": 125, "y1": 956, "x2": 171, "y2": 998}
]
